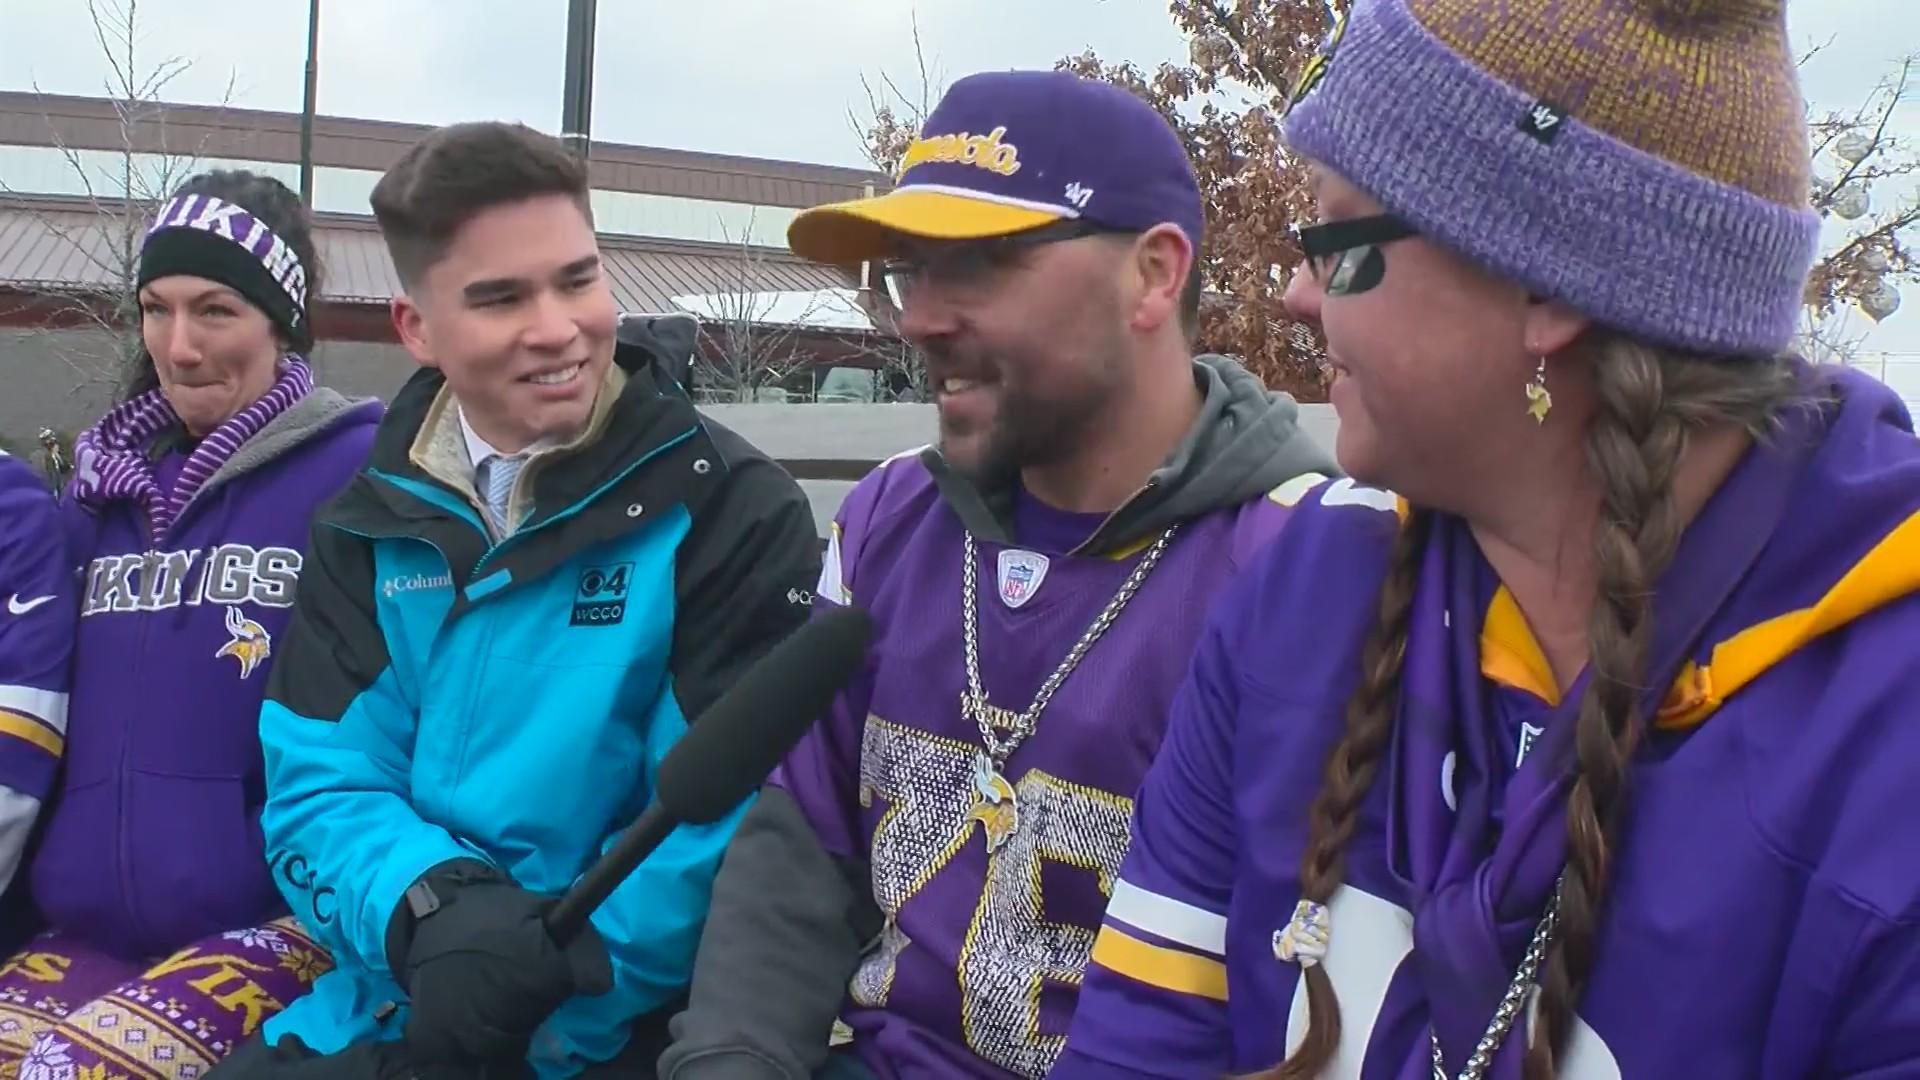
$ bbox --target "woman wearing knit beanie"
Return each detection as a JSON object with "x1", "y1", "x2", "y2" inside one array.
[
  {"x1": 0, "y1": 170, "x2": 382, "y2": 1078},
  {"x1": 1058, "y1": 1, "x2": 1920, "y2": 1078}
]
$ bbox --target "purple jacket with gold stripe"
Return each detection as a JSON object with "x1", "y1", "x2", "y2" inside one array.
[{"x1": 1059, "y1": 367, "x2": 1920, "y2": 1078}]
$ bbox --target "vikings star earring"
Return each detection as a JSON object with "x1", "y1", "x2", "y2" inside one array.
[{"x1": 1525, "y1": 356, "x2": 1552, "y2": 424}]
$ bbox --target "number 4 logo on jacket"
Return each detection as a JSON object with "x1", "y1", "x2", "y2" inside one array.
[{"x1": 571, "y1": 562, "x2": 632, "y2": 626}]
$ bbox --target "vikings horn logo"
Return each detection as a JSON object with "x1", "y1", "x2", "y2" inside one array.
[
  {"x1": 215, "y1": 604, "x2": 273, "y2": 679},
  {"x1": 1286, "y1": 3, "x2": 1349, "y2": 115},
  {"x1": 966, "y1": 753, "x2": 1020, "y2": 853}
]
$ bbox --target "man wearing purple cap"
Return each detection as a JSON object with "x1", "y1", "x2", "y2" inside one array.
[{"x1": 658, "y1": 70, "x2": 1336, "y2": 1080}]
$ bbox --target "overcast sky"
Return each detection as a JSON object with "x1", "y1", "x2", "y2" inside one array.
[{"x1": 2, "y1": 0, "x2": 1915, "y2": 357}]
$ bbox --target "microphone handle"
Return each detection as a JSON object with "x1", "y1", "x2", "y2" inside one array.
[{"x1": 545, "y1": 799, "x2": 677, "y2": 944}]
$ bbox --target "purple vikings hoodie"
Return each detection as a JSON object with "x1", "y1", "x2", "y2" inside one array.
[
  {"x1": 30, "y1": 387, "x2": 379, "y2": 961},
  {"x1": 1058, "y1": 366, "x2": 1920, "y2": 1078}
]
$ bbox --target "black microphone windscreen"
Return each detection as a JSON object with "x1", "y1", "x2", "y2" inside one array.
[{"x1": 654, "y1": 604, "x2": 873, "y2": 824}]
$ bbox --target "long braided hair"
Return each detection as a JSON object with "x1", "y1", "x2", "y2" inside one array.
[{"x1": 1265, "y1": 335, "x2": 1808, "y2": 1080}]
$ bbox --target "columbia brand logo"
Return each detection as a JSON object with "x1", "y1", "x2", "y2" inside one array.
[
  {"x1": 1520, "y1": 100, "x2": 1567, "y2": 144},
  {"x1": 571, "y1": 562, "x2": 633, "y2": 626},
  {"x1": 383, "y1": 572, "x2": 452, "y2": 599}
]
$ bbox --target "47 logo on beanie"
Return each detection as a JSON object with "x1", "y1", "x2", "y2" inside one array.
[{"x1": 1521, "y1": 100, "x2": 1569, "y2": 145}]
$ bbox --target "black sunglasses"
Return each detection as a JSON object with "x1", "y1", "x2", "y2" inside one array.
[{"x1": 1292, "y1": 213, "x2": 1418, "y2": 296}]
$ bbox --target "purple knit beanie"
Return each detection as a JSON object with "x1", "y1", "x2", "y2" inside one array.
[{"x1": 1281, "y1": 0, "x2": 1821, "y2": 357}]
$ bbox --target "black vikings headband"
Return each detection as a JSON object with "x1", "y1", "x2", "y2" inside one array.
[{"x1": 138, "y1": 193, "x2": 311, "y2": 349}]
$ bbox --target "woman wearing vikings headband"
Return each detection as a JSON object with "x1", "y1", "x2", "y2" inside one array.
[
  {"x1": 0, "y1": 170, "x2": 381, "y2": 1077},
  {"x1": 1059, "y1": 0, "x2": 1920, "y2": 1077}
]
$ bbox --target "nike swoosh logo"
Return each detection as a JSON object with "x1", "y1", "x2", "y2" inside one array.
[{"x1": 6, "y1": 594, "x2": 55, "y2": 615}]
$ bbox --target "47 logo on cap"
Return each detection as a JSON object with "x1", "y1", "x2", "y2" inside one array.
[{"x1": 572, "y1": 562, "x2": 632, "y2": 626}]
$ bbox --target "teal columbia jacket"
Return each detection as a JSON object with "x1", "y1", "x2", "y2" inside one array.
[{"x1": 255, "y1": 317, "x2": 822, "y2": 1076}]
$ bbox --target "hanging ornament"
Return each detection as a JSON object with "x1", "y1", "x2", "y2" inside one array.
[
  {"x1": 1190, "y1": 30, "x2": 1234, "y2": 70},
  {"x1": 1861, "y1": 279, "x2": 1902, "y2": 322},
  {"x1": 1835, "y1": 132, "x2": 1874, "y2": 164},
  {"x1": 1862, "y1": 248, "x2": 1891, "y2": 274},
  {"x1": 1832, "y1": 183, "x2": 1871, "y2": 221}
]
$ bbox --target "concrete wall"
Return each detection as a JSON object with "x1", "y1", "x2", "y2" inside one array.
[
  {"x1": 0, "y1": 328, "x2": 1339, "y2": 534},
  {"x1": 699, "y1": 400, "x2": 1340, "y2": 469},
  {"x1": 0, "y1": 327, "x2": 415, "y2": 446},
  {"x1": 701, "y1": 399, "x2": 1340, "y2": 538}
]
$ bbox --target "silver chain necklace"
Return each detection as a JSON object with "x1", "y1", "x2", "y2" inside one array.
[
  {"x1": 1430, "y1": 872, "x2": 1566, "y2": 1080},
  {"x1": 959, "y1": 525, "x2": 1177, "y2": 851}
]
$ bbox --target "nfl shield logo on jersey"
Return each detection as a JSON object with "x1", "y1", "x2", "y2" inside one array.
[{"x1": 996, "y1": 549, "x2": 1050, "y2": 609}]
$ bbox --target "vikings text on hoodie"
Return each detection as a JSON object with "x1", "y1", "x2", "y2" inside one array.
[{"x1": 29, "y1": 388, "x2": 380, "y2": 962}]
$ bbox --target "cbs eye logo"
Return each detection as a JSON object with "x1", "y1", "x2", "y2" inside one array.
[{"x1": 571, "y1": 562, "x2": 633, "y2": 626}]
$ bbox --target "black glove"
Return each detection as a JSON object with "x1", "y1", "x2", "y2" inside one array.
[
  {"x1": 389, "y1": 860, "x2": 614, "y2": 1068},
  {"x1": 208, "y1": 1032, "x2": 466, "y2": 1079}
]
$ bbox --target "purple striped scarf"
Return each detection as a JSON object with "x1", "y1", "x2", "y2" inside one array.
[{"x1": 70, "y1": 356, "x2": 315, "y2": 543}]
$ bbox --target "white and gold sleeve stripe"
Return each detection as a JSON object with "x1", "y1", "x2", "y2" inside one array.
[
  {"x1": 0, "y1": 685, "x2": 69, "y2": 757},
  {"x1": 1091, "y1": 879, "x2": 1231, "y2": 1002},
  {"x1": 1105, "y1": 878, "x2": 1228, "y2": 954}
]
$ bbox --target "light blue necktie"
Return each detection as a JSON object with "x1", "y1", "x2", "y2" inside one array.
[{"x1": 478, "y1": 453, "x2": 526, "y2": 535}]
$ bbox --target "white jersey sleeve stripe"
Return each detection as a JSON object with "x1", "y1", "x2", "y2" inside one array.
[
  {"x1": 0, "y1": 685, "x2": 69, "y2": 735},
  {"x1": 1106, "y1": 877, "x2": 1228, "y2": 956}
]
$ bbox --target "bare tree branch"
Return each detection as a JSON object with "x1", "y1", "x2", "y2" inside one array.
[
  {"x1": 848, "y1": 12, "x2": 945, "y2": 176},
  {"x1": 1797, "y1": 32, "x2": 1839, "y2": 69},
  {"x1": 8, "y1": 0, "x2": 240, "y2": 398},
  {"x1": 683, "y1": 212, "x2": 843, "y2": 402},
  {"x1": 1817, "y1": 56, "x2": 1914, "y2": 209}
]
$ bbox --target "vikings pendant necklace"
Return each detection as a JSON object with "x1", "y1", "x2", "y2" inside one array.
[{"x1": 959, "y1": 525, "x2": 1177, "y2": 852}]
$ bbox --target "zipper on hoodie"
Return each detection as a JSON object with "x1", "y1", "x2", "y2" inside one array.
[
  {"x1": 120, "y1": 479, "x2": 247, "y2": 949},
  {"x1": 112, "y1": 522, "x2": 165, "y2": 950},
  {"x1": 1068, "y1": 477, "x2": 1160, "y2": 559}
]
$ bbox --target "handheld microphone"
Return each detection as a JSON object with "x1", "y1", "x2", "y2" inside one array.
[{"x1": 544, "y1": 603, "x2": 873, "y2": 942}]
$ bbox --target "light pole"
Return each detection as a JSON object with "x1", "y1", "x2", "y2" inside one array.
[
  {"x1": 298, "y1": 0, "x2": 320, "y2": 207},
  {"x1": 561, "y1": 0, "x2": 597, "y2": 159}
]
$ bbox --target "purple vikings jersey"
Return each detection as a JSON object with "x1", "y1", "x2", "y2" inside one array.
[
  {"x1": 0, "y1": 454, "x2": 73, "y2": 898},
  {"x1": 1059, "y1": 368, "x2": 1920, "y2": 1078},
  {"x1": 773, "y1": 449, "x2": 1315, "y2": 1079}
]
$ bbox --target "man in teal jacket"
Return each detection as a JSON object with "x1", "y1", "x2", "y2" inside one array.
[{"x1": 221, "y1": 121, "x2": 821, "y2": 1078}]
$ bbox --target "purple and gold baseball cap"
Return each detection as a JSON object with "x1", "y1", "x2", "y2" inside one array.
[{"x1": 788, "y1": 69, "x2": 1203, "y2": 266}]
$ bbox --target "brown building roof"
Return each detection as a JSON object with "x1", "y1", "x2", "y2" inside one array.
[
  {"x1": 0, "y1": 195, "x2": 865, "y2": 316},
  {"x1": 0, "y1": 91, "x2": 888, "y2": 210}
]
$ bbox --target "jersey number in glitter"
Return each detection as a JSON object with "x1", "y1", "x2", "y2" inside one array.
[{"x1": 854, "y1": 718, "x2": 1134, "y2": 1078}]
